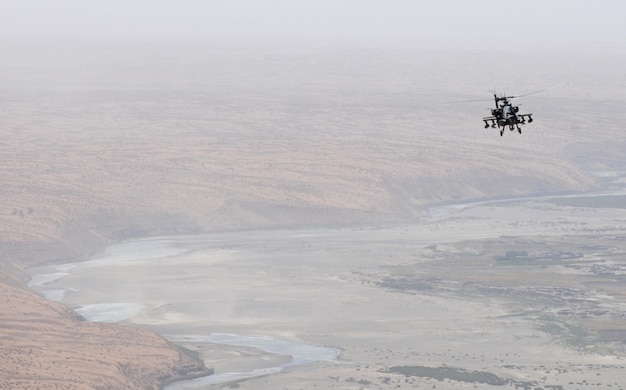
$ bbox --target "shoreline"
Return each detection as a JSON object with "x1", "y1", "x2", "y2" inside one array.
[
  {"x1": 164, "y1": 334, "x2": 338, "y2": 389},
  {"x1": 157, "y1": 344, "x2": 215, "y2": 390}
]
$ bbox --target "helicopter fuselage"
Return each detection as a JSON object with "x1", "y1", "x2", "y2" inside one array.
[{"x1": 483, "y1": 94, "x2": 533, "y2": 136}]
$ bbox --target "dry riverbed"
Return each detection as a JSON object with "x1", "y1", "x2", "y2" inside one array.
[{"x1": 29, "y1": 193, "x2": 626, "y2": 389}]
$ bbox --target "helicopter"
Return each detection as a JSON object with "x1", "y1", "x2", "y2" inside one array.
[
  {"x1": 483, "y1": 94, "x2": 533, "y2": 136},
  {"x1": 450, "y1": 83, "x2": 569, "y2": 137}
]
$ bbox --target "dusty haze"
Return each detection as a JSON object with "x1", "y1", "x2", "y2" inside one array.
[
  {"x1": 2, "y1": 0, "x2": 625, "y2": 50},
  {"x1": 2, "y1": 1, "x2": 626, "y2": 389}
]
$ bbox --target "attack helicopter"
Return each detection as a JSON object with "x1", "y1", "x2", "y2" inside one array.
[
  {"x1": 449, "y1": 83, "x2": 569, "y2": 137},
  {"x1": 482, "y1": 93, "x2": 533, "y2": 136}
]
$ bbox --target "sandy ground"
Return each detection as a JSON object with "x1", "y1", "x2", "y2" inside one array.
[{"x1": 29, "y1": 191, "x2": 626, "y2": 389}]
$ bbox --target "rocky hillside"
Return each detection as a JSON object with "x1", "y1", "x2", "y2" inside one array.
[
  {"x1": 0, "y1": 282, "x2": 209, "y2": 389},
  {"x1": 1, "y1": 88, "x2": 597, "y2": 259}
]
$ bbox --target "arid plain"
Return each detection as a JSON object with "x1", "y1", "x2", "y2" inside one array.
[
  {"x1": 2, "y1": 41, "x2": 626, "y2": 388},
  {"x1": 31, "y1": 196, "x2": 626, "y2": 389}
]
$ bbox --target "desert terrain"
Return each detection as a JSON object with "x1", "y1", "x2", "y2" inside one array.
[
  {"x1": 30, "y1": 189, "x2": 626, "y2": 389},
  {"x1": 2, "y1": 40, "x2": 626, "y2": 388}
]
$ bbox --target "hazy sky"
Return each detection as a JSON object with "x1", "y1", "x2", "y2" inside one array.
[{"x1": 2, "y1": 0, "x2": 625, "y2": 51}]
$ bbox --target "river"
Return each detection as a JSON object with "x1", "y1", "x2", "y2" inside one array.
[{"x1": 27, "y1": 184, "x2": 626, "y2": 388}]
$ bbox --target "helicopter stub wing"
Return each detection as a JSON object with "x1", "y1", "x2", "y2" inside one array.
[
  {"x1": 516, "y1": 113, "x2": 533, "y2": 123},
  {"x1": 482, "y1": 115, "x2": 499, "y2": 129}
]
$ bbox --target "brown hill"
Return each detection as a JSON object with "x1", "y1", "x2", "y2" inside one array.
[
  {"x1": 1, "y1": 87, "x2": 596, "y2": 256},
  {"x1": 0, "y1": 281, "x2": 209, "y2": 389}
]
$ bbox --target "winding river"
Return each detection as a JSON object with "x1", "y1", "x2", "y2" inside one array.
[{"x1": 27, "y1": 180, "x2": 626, "y2": 388}]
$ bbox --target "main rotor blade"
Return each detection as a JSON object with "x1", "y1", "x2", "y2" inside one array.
[
  {"x1": 510, "y1": 82, "x2": 572, "y2": 99},
  {"x1": 444, "y1": 82, "x2": 571, "y2": 104},
  {"x1": 443, "y1": 97, "x2": 493, "y2": 104}
]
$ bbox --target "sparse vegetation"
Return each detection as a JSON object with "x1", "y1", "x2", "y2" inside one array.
[{"x1": 495, "y1": 249, "x2": 529, "y2": 263}]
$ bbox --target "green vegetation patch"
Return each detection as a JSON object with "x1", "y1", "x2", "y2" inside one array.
[
  {"x1": 377, "y1": 277, "x2": 434, "y2": 292},
  {"x1": 383, "y1": 365, "x2": 559, "y2": 389},
  {"x1": 384, "y1": 365, "x2": 507, "y2": 385},
  {"x1": 545, "y1": 194, "x2": 626, "y2": 209},
  {"x1": 494, "y1": 249, "x2": 581, "y2": 265}
]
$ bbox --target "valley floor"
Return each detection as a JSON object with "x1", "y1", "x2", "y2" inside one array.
[{"x1": 30, "y1": 187, "x2": 626, "y2": 389}]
